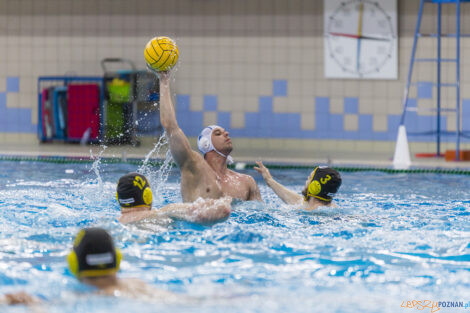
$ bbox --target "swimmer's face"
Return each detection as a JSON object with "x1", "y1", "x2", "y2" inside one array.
[{"x1": 211, "y1": 127, "x2": 232, "y2": 154}]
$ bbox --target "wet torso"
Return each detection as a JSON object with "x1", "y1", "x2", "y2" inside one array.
[{"x1": 180, "y1": 160, "x2": 252, "y2": 202}]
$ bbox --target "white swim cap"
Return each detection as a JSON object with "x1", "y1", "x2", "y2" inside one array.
[{"x1": 197, "y1": 125, "x2": 234, "y2": 164}]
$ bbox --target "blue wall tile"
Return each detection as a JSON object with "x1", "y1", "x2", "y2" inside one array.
[
  {"x1": 217, "y1": 112, "x2": 231, "y2": 127},
  {"x1": 204, "y1": 95, "x2": 218, "y2": 111},
  {"x1": 463, "y1": 99, "x2": 470, "y2": 118},
  {"x1": 316, "y1": 97, "x2": 329, "y2": 113},
  {"x1": 176, "y1": 94, "x2": 190, "y2": 112},
  {"x1": 404, "y1": 111, "x2": 419, "y2": 133},
  {"x1": 417, "y1": 115, "x2": 433, "y2": 132},
  {"x1": 387, "y1": 115, "x2": 401, "y2": 139},
  {"x1": 0, "y1": 90, "x2": 35, "y2": 133},
  {"x1": 358, "y1": 114, "x2": 373, "y2": 133},
  {"x1": 406, "y1": 98, "x2": 417, "y2": 108},
  {"x1": 417, "y1": 82, "x2": 433, "y2": 99},
  {"x1": 6, "y1": 77, "x2": 19, "y2": 93},
  {"x1": 344, "y1": 97, "x2": 359, "y2": 114},
  {"x1": 273, "y1": 80, "x2": 287, "y2": 97},
  {"x1": 328, "y1": 114, "x2": 344, "y2": 132},
  {"x1": 315, "y1": 113, "x2": 329, "y2": 131},
  {"x1": 0, "y1": 92, "x2": 5, "y2": 107},
  {"x1": 245, "y1": 113, "x2": 260, "y2": 130},
  {"x1": 259, "y1": 96, "x2": 273, "y2": 112}
]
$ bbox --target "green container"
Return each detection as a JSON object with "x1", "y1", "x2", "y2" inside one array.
[
  {"x1": 107, "y1": 79, "x2": 130, "y2": 103},
  {"x1": 106, "y1": 102, "x2": 124, "y2": 139}
]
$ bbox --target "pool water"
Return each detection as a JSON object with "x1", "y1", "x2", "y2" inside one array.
[{"x1": 0, "y1": 160, "x2": 469, "y2": 313}]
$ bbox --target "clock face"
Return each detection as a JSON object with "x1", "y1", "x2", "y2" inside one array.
[{"x1": 324, "y1": 0, "x2": 397, "y2": 79}]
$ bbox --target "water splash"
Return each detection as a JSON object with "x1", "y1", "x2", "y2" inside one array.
[
  {"x1": 90, "y1": 145, "x2": 107, "y2": 192},
  {"x1": 138, "y1": 133, "x2": 174, "y2": 203}
]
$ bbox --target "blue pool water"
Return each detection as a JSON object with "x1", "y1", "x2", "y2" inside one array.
[{"x1": 0, "y1": 160, "x2": 469, "y2": 313}]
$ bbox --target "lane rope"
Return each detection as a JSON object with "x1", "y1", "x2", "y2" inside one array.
[{"x1": 1, "y1": 154, "x2": 469, "y2": 175}]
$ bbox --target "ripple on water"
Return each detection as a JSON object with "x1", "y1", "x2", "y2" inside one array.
[{"x1": 0, "y1": 162, "x2": 469, "y2": 313}]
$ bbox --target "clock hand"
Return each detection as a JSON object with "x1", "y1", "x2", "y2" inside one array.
[{"x1": 329, "y1": 32, "x2": 391, "y2": 41}]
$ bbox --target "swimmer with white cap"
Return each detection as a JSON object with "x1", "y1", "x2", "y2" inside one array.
[{"x1": 158, "y1": 71, "x2": 261, "y2": 202}]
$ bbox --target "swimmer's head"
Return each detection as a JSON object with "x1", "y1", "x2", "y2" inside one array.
[
  {"x1": 197, "y1": 125, "x2": 234, "y2": 164},
  {"x1": 116, "y1": 173, "x2": 153, "y2": 209},
  {"x1": 301, "y1": 167, "x2": 342, "y2": 204},
  {"x1": 67, "y1": 228, "x2": 121, "y2": 279}
]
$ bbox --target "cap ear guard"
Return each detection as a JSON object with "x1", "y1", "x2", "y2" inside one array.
[
  {"x1": 307, "y1": 180, "x2": 322, "y2": 196},
  {"x1": 198, "y1": 136, "x2": 211, "y2": 153},
  {"x1": 67, "y1": 250, "x2": 79, "y2": 277},
  {"x1": 115, "y1": 248, "x2": 122, "y2": 269},
  {"x1": 142, "y1": 187, "x2": 153, "y2": 205}
]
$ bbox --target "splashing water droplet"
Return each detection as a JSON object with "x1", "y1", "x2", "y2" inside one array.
[
  {"x1": 90, "y1": 145, "x2": 107, "y2": 193},
  {"x1": 138, "y1": 132, "x2": 174, "y2": 203}
]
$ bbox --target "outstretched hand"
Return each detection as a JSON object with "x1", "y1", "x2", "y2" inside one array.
[
  {"x1": 254, "y1": 161, "x2": 272, "y2": 182},
  {"x1": 146, "y1": 64, "x2": 170, "y2": 81},
  {"x1": 157, "y1": 70, "x2": 170, "y2": 81}
]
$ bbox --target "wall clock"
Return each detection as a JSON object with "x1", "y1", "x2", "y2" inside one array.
[{"x1": 324, "y1": 0, "x2": 398, "y2": 79}]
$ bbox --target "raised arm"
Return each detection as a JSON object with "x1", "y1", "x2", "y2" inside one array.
[
  {"x1": 159, "y1": 71, "x2": 199, "y2": 169},
  {"x1": 254, "y1": 161, "x2": 303, "y2": 205},
  {"x1": 158, "y1": 197, "x2": 232, "y2": 224}
]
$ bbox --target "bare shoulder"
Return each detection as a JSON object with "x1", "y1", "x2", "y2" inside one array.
[{"x1": 235, "y1": 171, "x2": 257, "y2": 185}]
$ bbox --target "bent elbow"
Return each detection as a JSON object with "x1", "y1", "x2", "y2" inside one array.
[{"x1": 197, "y1": 205, "x2": 231, "y2": 225}]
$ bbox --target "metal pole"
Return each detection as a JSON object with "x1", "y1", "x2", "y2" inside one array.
[
  {"x1": 400, "y1": 0, "x2": 425, "y2": 125},
  {"x1": 437, "y1": 3, "x2": 442, "y2": 156},
  {"x1": 456, "y1": 0, "x2": 461, "y2": 160}
]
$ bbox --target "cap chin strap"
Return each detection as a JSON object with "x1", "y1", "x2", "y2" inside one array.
[
  {"x1": 213, "y1": 148, "x2": 234, "y2": 164},
  {"x1": 311, "y1": 195, "x2": 332, "y2": 202}
]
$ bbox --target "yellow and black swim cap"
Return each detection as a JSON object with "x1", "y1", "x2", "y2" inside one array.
[
  {"x1": 302, "y1": 167, "x2": 342, "y2": 202},
  {"x1": 67, "y1": 227, "x2": 121, "y2": 278},
  {"x1": 116, "y1": 172, "x2": 153, "y2": 208}
]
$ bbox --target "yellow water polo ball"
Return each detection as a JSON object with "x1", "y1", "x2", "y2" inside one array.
[{"x1": 144, "y1": 36, "x2": 179, "y2": 72}]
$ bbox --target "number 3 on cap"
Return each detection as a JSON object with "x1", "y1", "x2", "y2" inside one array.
[{"x1": 320, "y1": 175, "x2": 331, "y2": 185}]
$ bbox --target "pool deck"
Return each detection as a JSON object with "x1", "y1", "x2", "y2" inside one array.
[{"x1": 1, "y1": 139, "x2": 470, "y2": 169}]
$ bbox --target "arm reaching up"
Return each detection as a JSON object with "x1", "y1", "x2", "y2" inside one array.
[
  {"x1": 254, "y1": 161, "x2": 303, "y2": 205},
  {"x1": 158, "y1": 71, "x2": 199, "y2": 170}
]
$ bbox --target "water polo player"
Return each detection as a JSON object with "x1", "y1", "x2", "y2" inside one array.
[
  {"x1": 116, "y1": 172, "x2": 231, "y2": 225},
  {"x1": 157, "y1": 71, "x2": 261, "y2": 202},
  {"x1": 254, "y1": 162, "x2": 342, "y2": 210},
  {"x1": 67, "y1": 227, "x2": 178, "y2": 300}
]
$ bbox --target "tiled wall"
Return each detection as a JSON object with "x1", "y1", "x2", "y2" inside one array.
[{"x1": 1, "y1": 0, "x2": 470, "y2": 155}]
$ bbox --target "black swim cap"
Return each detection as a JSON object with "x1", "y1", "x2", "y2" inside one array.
[
  {"x1": 303, "y1": 167, "x2": 342, "y2": 202},
  {"x1": 116, "y1": 172, "x2": 153, "y2": 208},
  {"x1": 67, "y1": 228, "x2": 121, "y2": 278}
]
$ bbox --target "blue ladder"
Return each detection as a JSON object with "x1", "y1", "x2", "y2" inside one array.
[{"x1": 400, "y1": 0, "x2": 470, "y2": 160}]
